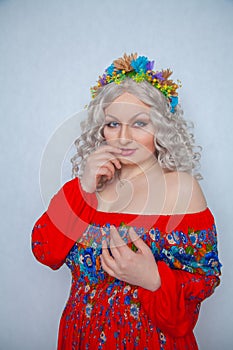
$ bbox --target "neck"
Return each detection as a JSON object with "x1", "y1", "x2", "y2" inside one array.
[{"x1": 119, "y1": 156, "x2": 161, "y2": 181}]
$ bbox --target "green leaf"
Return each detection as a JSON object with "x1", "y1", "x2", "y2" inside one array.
[{"x1": 186, "y1": 246, "x2": 194, "y2": 255}]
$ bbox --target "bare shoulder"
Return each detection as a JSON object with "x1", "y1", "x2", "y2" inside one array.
[{"x1": 164, "y1": 171, "x2": 207, "y2": 213}]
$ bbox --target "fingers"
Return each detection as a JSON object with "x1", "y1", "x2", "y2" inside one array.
[
  {"x1": 101, "y1": 226, "x2": 130, "y2": 266},
  {"x1": 109, "y1": 226, "x2": 127, "y2": 250},
  {"x1": 82, "y1": 144, "x2": 122, "y2": 193},
  {"x1": 94, "y1": 152, "x2": 121, "y2": 170},
  {"x1": 91, "y1": 146, "x2": 122, "y2": 178},
  {"x1": 128, "y1": 227, "x2": 149, "y2": 253},
  {"x1": 101, "y1": 239, "x2": 116, "y2": 277},
  {"x1": 94, "y1": 145, "x2": 122, "y2": 167},
  {"x1": 95, "y1": 145, "x2": 122, "y2": 155},
  {"x1": 110, "y1": 158, "x2": 122, "y2": 170},
  {"x1": 101, "y1": 239, "x2": 112, "y2": 259},
  {"x1": 97, "y1": 163, "x2": 115, "y2": 180}
]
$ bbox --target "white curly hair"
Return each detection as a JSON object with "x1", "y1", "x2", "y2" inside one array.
[{"x1": 71, "y1": 78, "x2": 202, "y2": 184}]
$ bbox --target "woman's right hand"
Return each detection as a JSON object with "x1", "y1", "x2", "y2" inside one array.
[{"x1": 80, "y1": 145, "x2": 122, "y2": 193}]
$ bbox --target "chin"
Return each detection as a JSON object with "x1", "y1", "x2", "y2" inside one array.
[{"x1": 118, "y1": 156, "x2": 136, "y2": 165}]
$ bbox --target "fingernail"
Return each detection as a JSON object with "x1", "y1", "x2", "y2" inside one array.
[{"x1": 102, "y1": 240, "x2": 107, "y2": 247}]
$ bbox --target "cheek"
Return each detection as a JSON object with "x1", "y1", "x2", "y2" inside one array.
[
  {"x1": 103, "y1": 126, "x2": 110, "y2": 140},
  {"x1": 145, "y1": 137, "x2": 156, "y2": 153},
  {"x1": 134, "y1": 131, "x2": 156, "y2": 153},
  {"x1": 103, "y1": 127, "x2": 116, "y2": 142}
]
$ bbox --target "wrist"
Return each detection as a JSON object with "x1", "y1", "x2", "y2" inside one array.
[
  {"x1": 147, "y1": 277, "x2": 161, "y2": 292},
  {"x1": 80, "y1": 177, "x2": 96, "y2": 193},
  {"x1": 140, "y1": 273, "x2": 161, "y2": 292}
]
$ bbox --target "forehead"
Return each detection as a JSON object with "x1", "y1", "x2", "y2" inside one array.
[{"x1": 105, "y1": 92, "x2": 150, "y2": 117}]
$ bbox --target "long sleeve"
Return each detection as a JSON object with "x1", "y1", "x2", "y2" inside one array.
[
  {"x1": 138, "y1": 208, "x2": 221, "y2": 338},
  {"x1": 31, "y1": 178, "x2": 97, "y2": 269},
  {"x1": 138, "y1": 261, "x2": 220, "y2": 337}
]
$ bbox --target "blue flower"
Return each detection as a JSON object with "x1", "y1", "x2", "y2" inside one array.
[
  {"x1": 167, "y1": 233, "x2": 176, "y2": 245},
  {"x1": 174, "y1": 232, "x2": 180, "y2": 244},
  {"x1": 105, "y1": 64, "x2": 114, "y2": 76},
  {"x1": 124, "y1": 296, "x2": 131, "y2": 305},
  {"x1": 106, "y1": 284, "x2": 114, "y2": 295},
  {"x1": 180, "y1": 231, "x2": 188, "y2": 244},
  {"x1": 130, "y1": 304, "x2": 139, "y2": 319},
  {"x1": 83, "y1": 294, "x2": 88, "y2": 304},
  {"x1": 136, "y1": 321, "x2": 142, "y2": 330},
  {"x1": 159, "y1": 237, "x2": 165, "y2": 248},
  {"x1": 189, "y1": 232, "x2": 198, "y2": 245},
  {"x1": 131, "y1": 56, "x2": 149, "y2": 73},
  {"x1": 178, "y1": 247, "x2": 186, "y2": 256},
  {"x1": 155, "y1": 228, "x2": 161, "y2": 242},
  {"x1": 203, "y1": 251, "x2": 221, "y2": 272},
  {"x1": 151, "y1": 241, "x2": 160, "y2": 258},
  {"x1": 83, "y1": 248, "x2": 95, "y2": 271},
  {"x1": 170, "y1": 245, "x2": 180, "y2": 256},
  {"x1": 198, "y1": 230, "x2": 207, "y2": 242},
  {"x1": 170, "y1": 96, "x2": 178, "y2": 113},
  {"x1": 85, "y1": 303, "x2": 93, "y2": 318},
  {"x1": 160, "y1": 248, "x2": 175, "y2": 264},
  {"x1": 136, "y1": 227, "x2": 145, "y2": 236},
  {"x1": 108, "y1": 297, "x2": 114, "y2": 306},
  {"x1": 149, "y1": 228, "x2": 161, "y2": 241},
  {"x1": 149, "y1": 228, "x2": 156, "y2": 241}
]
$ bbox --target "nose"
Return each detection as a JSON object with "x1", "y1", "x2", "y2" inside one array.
[{"x1": 118, "y1": 124, "x2": 132, "y2": 145}]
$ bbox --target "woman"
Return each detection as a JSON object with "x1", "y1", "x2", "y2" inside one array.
[{"x1": 32, "y1": 53, "x2": 221, "y2": 349}]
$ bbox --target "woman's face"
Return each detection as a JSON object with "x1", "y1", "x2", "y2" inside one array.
[{"x1": 103, "y1": 92, "x2": 157, "y2": 166}]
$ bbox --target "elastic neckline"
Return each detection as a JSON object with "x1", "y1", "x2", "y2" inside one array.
[
  {"x1": 94, "y1": 207, "x2": 209, "y2": 218},
  {"x1": 89, "y1": 207, "x2": 212, "y2": 230}
]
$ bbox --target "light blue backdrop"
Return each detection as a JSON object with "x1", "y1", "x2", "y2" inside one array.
[{"x1": 1, "y1": 0, "x2": 232, "y2": 349}]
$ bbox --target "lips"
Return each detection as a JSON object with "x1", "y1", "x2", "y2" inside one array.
[{"x1": 120, "y1": 148, "x2": 137, "y2": 156}]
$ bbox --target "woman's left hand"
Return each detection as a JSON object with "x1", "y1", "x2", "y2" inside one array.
[{"x1": 101, "y1": 226, "x2": 161, "y2": 291}]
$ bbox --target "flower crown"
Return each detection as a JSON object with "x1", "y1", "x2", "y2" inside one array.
[{"x1": 90, "y1": 53, "x2": 181, "y2": 113}]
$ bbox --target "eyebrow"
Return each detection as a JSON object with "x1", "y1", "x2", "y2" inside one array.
[{"x1": 105, "y1": 112, "x2": 150, "y2": 122}]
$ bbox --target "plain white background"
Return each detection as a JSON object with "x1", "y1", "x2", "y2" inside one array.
[{"x1": 0, "y1": 0, "x2": 232, "y2": 349}]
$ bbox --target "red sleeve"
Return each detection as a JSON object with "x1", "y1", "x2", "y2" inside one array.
[
  {"x1": 138, "y1": 261, "x2": 220, "y2": 337},
  {"x1": 31, "y1": 178, "x2": 97, "y2": 270}
]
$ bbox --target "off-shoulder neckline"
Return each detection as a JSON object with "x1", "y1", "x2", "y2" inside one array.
[{"x1": 74, "y1": 177, "x2": 210, "y2": 220}]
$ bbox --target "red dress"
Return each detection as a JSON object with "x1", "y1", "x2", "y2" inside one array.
[{"x1": 32, "y1": 178, "x2": 221, "y2": 350}]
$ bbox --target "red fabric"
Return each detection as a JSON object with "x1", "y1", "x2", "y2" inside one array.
[
  {"x1": 32, "y1": 178, "x2": 97, "y2": 269},
  {"x1": 31, "y1": 178, "x2": 221, "y2": 349},
  {"x1": 138, "y1": 261, "x2": 219, "y2": 339}
]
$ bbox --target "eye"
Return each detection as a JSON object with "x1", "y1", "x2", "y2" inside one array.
[
  {"x1": 133, "y1": 121, "x2": 148, "y2": 127},
  {"x1": 105, "y1": 121, "x2": 120, "y2": 128}
]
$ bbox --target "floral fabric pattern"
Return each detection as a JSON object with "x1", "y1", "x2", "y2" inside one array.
[
  {"x1": 58, "y1": 221, "x2": 221, "y2": 349},
  {"x1": 66, "y1": 222, "x2": 221, "y2": 285}
]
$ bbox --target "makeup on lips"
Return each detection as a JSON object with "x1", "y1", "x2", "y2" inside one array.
[{"x1": 120, "y1": 148, "x2": 137, "y2": 156}]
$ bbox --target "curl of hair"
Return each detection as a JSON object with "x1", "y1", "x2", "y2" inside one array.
[{"x1": 71, "y1": 78, "x2": 202, "y2": 187}]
